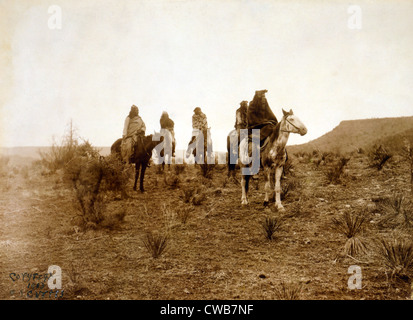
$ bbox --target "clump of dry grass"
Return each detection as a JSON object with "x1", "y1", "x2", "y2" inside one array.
[
  {"x1": 368, "y1": 144, "x2": 392, "y2": 171},
  {"x1": 163, "y1": 172, "x2": 180, "y2": 189},
  {"x1": 181, "y1": 187, "x2": 195, "y2": 203},
  {"x1": 331, "y1": 211, "x2": 368, "y2": 256},
  {"x1": 378, "y1": 193, "x2": 413, "y2": 229},
  {"x1": 281, "y1": 177, "x2": 301, "y2": 201},
  {"x1": 192, "y1": 192, "x2": 206, "y2": 206},
  {"x1": 174, "y1": 164, "x2": 186, "y2": 175},
  {"x1": 262, "y1": 216, "x2": 283, "y2": 241},
  {"x1": 176, "y1": 206, "x2": 192, "y2": 224},
  {"x1": 378, "y1": 238, "x2": 413, "y2": 281},
  {"x1": 325, "y1": 156, "x2": 350, "y2": 184},
  {"x1": 142, "y1": 231, "x2": 168, "y2": 259},
  {"x1": 199, "y1": 163, "x2": 215, "y2": 179},
  {"x1": 274, "y1": 281, "x2": 303, "y2": 300}
]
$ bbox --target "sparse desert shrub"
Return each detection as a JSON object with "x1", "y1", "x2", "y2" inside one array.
[
  {"x1": 161, "y1": 203, "x2": 178, "y2": 231},
  {"x1": 378, "y1": 238, "x2": 413, "y2": 280},
  {"x1": 181, "y1": 187, "x2": 195, "y2": 203},
  {"x1": 378, "y1": 193, "x2": 413, "y2": 228},
  {"x1": 65, "y1": 147, "x2": 129, "y2": 227},
  {"x1": 40, "y1": 121, "x2": 100, "y2": 173},
  {"x1": 100, "y1": 154, "x2": 129, "y2": 198},
  {"x1": 285, "y1": 200, "x2": 304, "y2": 218},
  {"x1": 67, "y1": 157, "x2": 106, "y2": 225},
  {"x1": 176, "y1": 206, "x2": 192, "y2": 224},
  {"x1": 199, "y1": 163, "x2": 215, "y2": 179},
  {"x1": 368, "y1": 144, "x2": 392, "y2": 171},
  {"x1": 142, "y1": 231, "x2": 168, "y2": 258},
  {"x1": 192, "y1": 192, "x2": 206, "y2": 206},
  {"x1": 325, "y1": 156, "x2": 350, "y2": 184},
  {"x1": 262, "y1": 216, "x2": 283, "y2": 240},
  {"x1": 281, "y1": 177, "x2": 301, "y2": 201},
  {"x1": 163, "y1": 172, "x2": 180, "y2": 189},
  {"x1": 331, "y1": 211, "x2": 368, "y2": 256},
  {"x1": 174, "y1": 164, "x2": 186, "y2": 175},
  {"x1": 274, "y1": 281, "x2": 303, "y2": 300}
]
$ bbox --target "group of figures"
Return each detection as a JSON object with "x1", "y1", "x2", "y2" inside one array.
[{"x1": 111, "y1": 89, "x2": 308, "y2": 211}]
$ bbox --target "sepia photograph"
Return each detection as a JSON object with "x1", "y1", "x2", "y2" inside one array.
[{"x1": 1, "y1": 0, "x2": 413, "y2": 308}]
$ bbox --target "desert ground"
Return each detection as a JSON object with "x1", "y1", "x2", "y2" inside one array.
[{"x1": 1, "y1": 142, "x2": 413, "y2": 301}]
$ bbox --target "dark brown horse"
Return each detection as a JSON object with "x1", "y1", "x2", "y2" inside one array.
[{"x1": 111, "y1": 133, "x2": 162, "y2": 192}]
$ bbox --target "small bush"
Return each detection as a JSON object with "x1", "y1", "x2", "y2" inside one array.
[
  {"x1": 331, "y1": 211, "x2": 368, "y2": 256},
  {"x1": 325, "y1": 157, "x2": 350, "y2": 184},
  {"x1": 378, "y1": 193, "x2": 413, "y2": 228},
  {"x1": 177, "y1": 206, "x2": 192, "y2": 224},
  {"x1": 199, "y1": 163, "x2": 215, "y2": 179},
  {"x1": 281, "y1": 177, "x2": 301, "y2": 201},
  {"x1": 274, "y1": 281, "x2": 303, "y2": 300},
  {"x1": 262, "y1": 217, "x2": 283, "y2": 241},
  {"x1": 163, "y1": 172, "x2": 180, "y2": 189},
  {"x1": 368, "y1": 145, "x2": 392, "y2": 171},
  {"x1": 142, "y1": 231, "x2": 168, "y2": 258},
  {"x1": 174, "y1": 164, "x2": 186, "y2": 175},
  {"x1": 378, "y1": 238, "x2": 413, "y2": 280},
  {"x1": 181, "y1": 187, "x2": 195, "y2": 203}
]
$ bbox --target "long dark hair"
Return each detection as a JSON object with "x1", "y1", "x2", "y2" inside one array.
[{"x1": 129, "y1": 106, "x2": 139, "y2": 118}]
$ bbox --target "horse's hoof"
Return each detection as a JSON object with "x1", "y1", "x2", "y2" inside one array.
[
  {"x1": 263, "y1": 201, "x2": 269, "y2": 207},
  {"x1": 276, "y1": 205, "x2": 285, "y2": 212}
]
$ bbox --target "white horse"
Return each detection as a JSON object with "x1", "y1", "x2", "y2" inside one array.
[{"x1": 240, "y1": 109, "x2": 307, "y2": 211}]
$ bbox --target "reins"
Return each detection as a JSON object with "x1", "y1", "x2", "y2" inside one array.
[{"x1": 280, "y1": 116, "x2": 300, "y2": 133}]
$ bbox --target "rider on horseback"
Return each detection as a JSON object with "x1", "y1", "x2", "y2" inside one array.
[
  {"x1": 190, "y1": 107, "x2": 208, "y2": 145},
  {"x1": 160, "y1": 111, "x2": 176, "y2": 157},
  {"x1": 121, "y1": 105, "x2": 146, "y2": 163},
  {"x1": 235, "y1": 100, "x2": 249, "y2": 136}
]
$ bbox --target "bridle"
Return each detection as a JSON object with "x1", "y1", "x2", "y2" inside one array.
[{"x1": 280, "y1": 115, "x2": 301, "y2": 133}]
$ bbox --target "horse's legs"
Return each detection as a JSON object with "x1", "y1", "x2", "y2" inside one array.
[
  {"x1": 139, "y1": 162, "x2": 148, "y2": 193},
  {"x1": 263, "y1": 167, "x2": 271, "y2": 206},
  {"x1": 133, "y1": 162, "x2": 141, "y2": 191},
  {"x1": 274, "y1": 166, "x2": 285, "y2": 211},
  {"x1": 241, "y1": 172, "x2": 250, "y2": 205}
]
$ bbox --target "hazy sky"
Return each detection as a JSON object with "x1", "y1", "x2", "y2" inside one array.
[{"x1": 1, "y1": 0, "x2": 412, "y2": 151}]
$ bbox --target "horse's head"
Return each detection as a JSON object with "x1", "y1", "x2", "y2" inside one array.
[{"x1": 282, "y1": 109, "x2": 307, "y2": 136}]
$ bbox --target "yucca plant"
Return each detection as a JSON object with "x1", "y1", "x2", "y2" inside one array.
[
  {"x1": 379, "y1": 238, "x2": 413, "y2": 280},
  {"x1": 274, "y1": 281, "x2": 303, "y2": 300},
  {"x1": 142, "y1": 231, "x2": 168, "y2": 259},
  {"x1": 262, "y1": 217, "x2": 283, "y2": 241},
  {"x1": 379, "y1": 193, "x2": 413, "y2": 228},
  {"x1": 325, "y1": 157, "x2": 350, "y2": 184},
  {"x1": 369, "y1": 144, "x2": 392, "y2": 171},
  {"x1": 331, "y1": 211, "x2": 368, "y2": 256}
]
